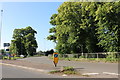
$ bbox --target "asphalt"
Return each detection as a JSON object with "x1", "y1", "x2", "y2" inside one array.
[
  {"x1": 1, "y1": 56, "x2": 119, "y2": 78},
  {"x1": 2, "y1": 65, "x2": 60, "y2": 78},
  {"x1": 16, "y1": 56, "x2": 119, "y2": 73}
]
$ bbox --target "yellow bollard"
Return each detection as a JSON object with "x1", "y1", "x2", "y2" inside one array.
[{"x1": 53, "y1": 52, "x2": 58, "y2": 67}]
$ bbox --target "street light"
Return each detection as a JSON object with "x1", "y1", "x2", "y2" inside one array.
[
  {"x1": 44, "y1": 38, "x2": 46, "y2": 51},
  {"x1": 0, "y1": 10, "x2": 3, "y2": 49}
]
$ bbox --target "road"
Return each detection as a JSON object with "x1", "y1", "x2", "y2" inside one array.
[
  {"x1": 1, "y1": 65, "x2": 118, "y2": 79},
  {"x1": 2, "y1": 65, "x2": 87, "y2": 78},
  {"x1": 1, "y1": 56, "x2": 119, "y2": 78},
  {"x1": 2, "y1": 65, "x2": 63, "y2": 78},
  {"x1": 20, "y1": 56, "x2": 119, "y2": 74}
]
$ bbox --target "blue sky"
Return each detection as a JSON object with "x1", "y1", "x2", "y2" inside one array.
[{"x1": 0, "y1": 2, "x2": 62, "y2": 51}]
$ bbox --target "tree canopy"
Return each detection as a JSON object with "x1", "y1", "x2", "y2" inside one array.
[
  {"x1": 10, "y1": 26, "x2": 38, "y2": 56},
  {"x1": 47, "y1": 2, "x2": 120, "y2": 54}
]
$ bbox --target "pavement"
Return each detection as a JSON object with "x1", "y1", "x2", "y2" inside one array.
[{"x1": 1, "y1": 56, "x2": 120, "y2": 78}]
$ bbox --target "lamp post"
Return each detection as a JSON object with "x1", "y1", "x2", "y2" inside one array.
[
  {"x1": 0, "y1": 10, "x2": 3, "y2": 49},
  {"x1": 44, "y1": 38, "x2": 46, "y2": 51}
]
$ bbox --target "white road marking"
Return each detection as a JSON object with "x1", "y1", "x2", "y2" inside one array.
[
  {"x1": 103, "y1": 72, "x2": 120, "y2": 75},
  {"x1": 1, "y1": 63, "x2": 47, "y2": 73},
  {"x1": 1, "y1": 63, "x2": 119, "y2": 77},
  {"x1": 82, "y1": 73, "x2": 99, "y2": 75},
  {"x1": 62, "y1": 74, "x2": 67, "y2": 76}
]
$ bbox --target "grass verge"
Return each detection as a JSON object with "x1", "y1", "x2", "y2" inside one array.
[
  {"x1": 49, "y1": 56, "x2": 119, "y2": 63},
  {"x1": 2, "y1": 56, "x2": 23, "y2": 60},
  {"x1": 49, "y1": 66, "x2": 77, "y2": 75}
]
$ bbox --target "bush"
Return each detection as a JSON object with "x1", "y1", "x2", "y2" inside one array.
[
  {"x1": 79, "y1": 56, "x2": 85, "y2": 58},
  {"x1": 106, "y1": 53, "x2": 118, "y2": 62}
]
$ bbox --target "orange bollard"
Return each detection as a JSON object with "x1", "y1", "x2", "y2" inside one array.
[{"x1": 53, "y1": 52, "x2": 58, "y2": 67}]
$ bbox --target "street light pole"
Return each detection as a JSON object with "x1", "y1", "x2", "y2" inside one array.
[
  {"x1": 0, "y1": 10, "x2": 3, "y2": 49},
  {"x1": 44, "y1": 38, "x2": 46, "y2": 51}
]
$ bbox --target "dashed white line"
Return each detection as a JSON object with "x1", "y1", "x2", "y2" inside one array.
[
  {"x1": 82, "y1": 73, "x2": 99, "y2": 75},
  {"x1": 103, "y1": 72, "x2": 120, "y2": 76},
  {"x1": 62, "y1": 74, "x2": 68, "y2": 76}
]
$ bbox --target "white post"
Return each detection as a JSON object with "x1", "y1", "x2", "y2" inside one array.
[
  {"x1": 86, "y1": 53, "x2": 87, "y2": 59},
  {"x1": 0, "y1": 10, "x2": 3, "y2": 49},
  {"x1": 97, "y1": 53, "x2": 98, "y2": 60}
]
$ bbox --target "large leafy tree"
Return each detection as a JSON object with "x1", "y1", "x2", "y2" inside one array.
[
  {"x1": 48, "y1": 2, "x2": 101, "y2": 54},
  {"x1": 48, "y1": 2, "x2": 119, "y2": 54},
  {"x1": 10, "y1": 26, "x2": 38, "y2": 56},
  {"x1": 96, "y1": 2, "x2": 120, "y2": 52}
]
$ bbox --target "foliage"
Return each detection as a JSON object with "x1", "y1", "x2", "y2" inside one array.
[
  {"x1": 46, "y1": 49, "x2": 54, "y2": 54},
  {"x1": 47, "y1": 2, "x2": 120, "y2": 54},
  {"x1": 0, "y1": 49, "x2": 5, "y2": 54},
  {"x1": 95, "y1": 2, "x2": 120, "y2": 52},
  {"x1": 10, "y1": 26, "x2": 38, "y2": 56}
]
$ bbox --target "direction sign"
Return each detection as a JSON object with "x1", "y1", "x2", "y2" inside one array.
[
  {"x1": 4, "y1": 43, "x2": 10, "y2": 47},
  {"x1": 54, "y1": 54, "x2": 58, "y2": 58}
]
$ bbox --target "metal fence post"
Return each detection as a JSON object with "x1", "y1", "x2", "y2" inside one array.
[
  {"x1": 97, "y1": 53, "x2": 99, "y2": 60},
  {"x1": 86, "y1": 53, "x2": 87, "y2": 59}
]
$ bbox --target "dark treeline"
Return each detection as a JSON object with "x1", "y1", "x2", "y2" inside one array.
[{"x1": 10, "y1": 26, "x2": 38, "y2": 56}]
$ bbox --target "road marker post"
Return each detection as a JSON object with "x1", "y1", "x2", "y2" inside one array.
[{"x1": 53, "y1": 52, "x2": 58, "y2": 67}]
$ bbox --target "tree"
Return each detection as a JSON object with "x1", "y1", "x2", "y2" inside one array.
[
  {"x1": 0, "y1": 49, "x2": 5, "y2": 55},
  {"x1": 48, "y1": 2, "x2": 102, "y2": 54},
  {"x1": 24, "y1": 27, "x2": 38, "y2": 56},
  {"x1": 95, "y1": 2, "x2": 120, "y2": 52},
  {"x1": 10, "y1": 26, "x2": 38, "y2": 56},
  {"x1": 48, "y1": 2, "x2": 119, "y2": 54}
]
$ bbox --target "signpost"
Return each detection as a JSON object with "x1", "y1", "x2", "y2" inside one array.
[
  {"x1": 4, "y1": 43, "x2": 10, "y2": 47},
  {"x1": 3, "y1": 43, "x2": 10, "y2": 59},
  {"x1": 53, "y1": 52, "x2": 58, "y2": 67}
]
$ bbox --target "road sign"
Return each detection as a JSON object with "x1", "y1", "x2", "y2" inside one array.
[
  {"x1": 53, "y1": 52, "x2": 58, "y2": 67},
  {"x1": 54, "y1": 54, "x2": 58, "y2": 58},
  {"x1": 4, "y1": 43, "x2": 10, "y2": 47}
]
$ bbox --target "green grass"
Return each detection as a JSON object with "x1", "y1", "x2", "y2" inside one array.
[
  {"x1": 63, "y1": 70, "x2": 76, "y2": 74},
  {"x1": 49, "y1": 56, "x2": 119, "y2": 63},
  {"x1": 49, "y1": 66, "x2": 77, "y2": 75},
  {"x1": 49, "y1": 70, "x2": 61, "y2": 74},
  {"x1": 2, "y1": 56, "x2": 23, "y2": 60}
]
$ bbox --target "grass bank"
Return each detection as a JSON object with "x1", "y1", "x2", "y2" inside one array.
[{"x1": 49, "y1": 56, "x2": 119, "y2": 63}]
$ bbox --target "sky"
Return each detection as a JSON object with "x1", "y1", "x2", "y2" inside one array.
[{"x1": 0, "y1": 2, "x2": 62, "y2": 51}]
